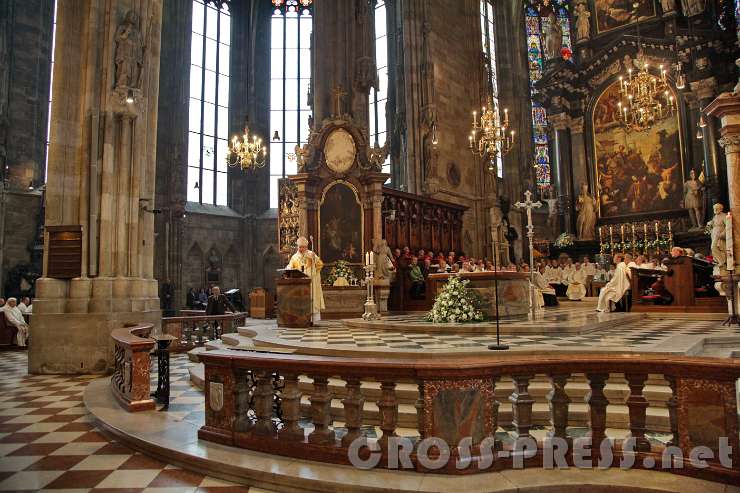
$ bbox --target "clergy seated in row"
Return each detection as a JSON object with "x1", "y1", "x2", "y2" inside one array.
[
  {"x1": 565, "y1": 263, "x2": 588, "y2": 301},
  {"x1": 533, "y1": 265, "x2": 558, "y2": 308},
  {"x1": 596, "y1": 253, "x2": 633, "y2": 312},
  {"x1": 2, "y1": 298, "x2": 28, "y2": 347},
  {"x1": 408, "y1": 256, "x2": 426, "y2": 299},
  {"x1": 18, "y1": 296, "x2": 32, "y2": 314}
]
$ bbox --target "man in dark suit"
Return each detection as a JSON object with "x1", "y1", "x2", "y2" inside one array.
[{"x1": 205, "y1": 286, "x2": 235, "y2": 338}]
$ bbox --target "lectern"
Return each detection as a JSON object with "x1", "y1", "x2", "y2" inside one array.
[{"x1": 276, "y1": 269, "x2": 312, "y2": 328}]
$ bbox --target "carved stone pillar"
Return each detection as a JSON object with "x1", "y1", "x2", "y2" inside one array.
[
  {"x1": 549, "y1": 113, "x2": 573, "y2": 233},
  {"x1": 706, "y1": 93, "x2": 740, "y2": 270},
  {"x1": 691, "y1": 77, "x2": 724, "y2": 208},
  {"x1": 30, "y1": 0, "x2": 163, "y2": 374}
]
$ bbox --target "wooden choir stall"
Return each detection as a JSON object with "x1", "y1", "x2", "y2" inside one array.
[{"x1": 629, "y1": 255, "x2": 726, "y2": 313}]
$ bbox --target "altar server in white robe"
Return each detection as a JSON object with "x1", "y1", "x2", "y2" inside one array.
[
  {"x1": 286, "y1": 236, "x2": 325, "y2": 323},
  {"x1": 3, "y1": 298, "x2": 28, "y2": 346},
  {"x1": 596, "y1": 255, "x2": 632, "y2": 312},
  {"x1": 534, "y1": 265, "x2": 558, "y2": 308},
  {"x1": 566, "y1": 263, "x2": 588, "y2": 300}
]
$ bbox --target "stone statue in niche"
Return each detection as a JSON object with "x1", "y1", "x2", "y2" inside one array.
[
  {"x1": 660, "y1": 0, "x2": 677, "y2": 13},
  {"x1": 575, "y1": 2, "x2": 591, "y2": 41},
  {"x1": 372, "y1": 238, "x2": 395, "y2": 281},
  {"x1": 206, "y1": 248, "x2": 221, "y2": 283},
  {"x1": 575, "y1": 183, "x2": 597, "y2": 240},
  {"x1": 114, "y1": 10, "x2": 144, "y2": 90},
  {"x1": 544, "y1": 12, "x2": 562, "y2": 59},
  {"x1": 709, "y1": 203, "x2": 727, "y2": 273},
  {"x1": 680, "y1": 0, "x2": 706, "y2": 16},
  {"x1": 683, "y1": 169, "x2": 705, "y2": 230}
]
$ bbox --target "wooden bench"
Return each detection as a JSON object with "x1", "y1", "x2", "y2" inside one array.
[{"x1": 0, "y1": 313, "x2": 18, "y2": 346}]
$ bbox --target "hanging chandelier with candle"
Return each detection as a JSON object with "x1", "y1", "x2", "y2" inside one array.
[
  {"x1": 225, "y1": 121, "x2": 267, "y2": 171},
  {"x1": 469, "y1": 96, "x2": 515, "y2": 171},
  {"x1": 616, "y1": 2, "x2": 679, "y2": 133}
]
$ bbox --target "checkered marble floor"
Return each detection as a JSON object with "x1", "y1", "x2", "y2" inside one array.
[
  {"x1": 276, "y1": 317, "x2": 738, "y2": 351},
  {"x1": 0, "y1": 350, "x2": 272, "y2": 493}
]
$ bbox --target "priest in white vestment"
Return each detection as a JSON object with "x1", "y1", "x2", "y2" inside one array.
[
  {"x1": 286, "y1": 236, "x2": 325, "y2": 323},
  {"x1": 596, "y1": 255, "x2": 632, "y2": 312},
  {"x1": 533, "y1": 265, "x2": 558, "y2": 308},
  {"x1": 3, "y1": 298, "x2": 28, "y2": 346},
  {"x1": 566, "y1": 263, "x2": 588, "y2": 300}
]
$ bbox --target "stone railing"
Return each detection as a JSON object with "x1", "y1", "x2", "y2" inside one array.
[
  {"x1": 198, "y1": 351, "x2": 740, "y2": 484},
  {"x1": 110, "y1": 323, "x2": 156, "y2": 412},
  {"x1": 162, "y1": 312, "x2": 247, "y2": 351}
]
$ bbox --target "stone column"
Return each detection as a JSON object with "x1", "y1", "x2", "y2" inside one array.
[
  {"x1": 549, "y1": 113, "x2": 573, "y2": 233},
  {"x1": 706, "y1": 92, "x2": 740, "y2": 270},
  {"x1": 30, "y1": 0, "x2": 163, "y2": 374},
  {"x1": 691, "y1": 77, "x2": 725, "y2": 207}
]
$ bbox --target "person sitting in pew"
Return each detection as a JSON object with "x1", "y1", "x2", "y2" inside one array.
[
  {"x1": 596, "y1": 253, "x2": 632, "y2": 312},
  {"x1": 566, "y1": 262, "x2": 588, "y2": 301},
  {"x1": 408, "y1": 256, "x2": 426, "y2": 299}
]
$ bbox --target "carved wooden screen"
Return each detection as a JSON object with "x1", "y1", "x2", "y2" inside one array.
[{"x1": 277, "y1": 178, "x2": 300, "y2": 265}]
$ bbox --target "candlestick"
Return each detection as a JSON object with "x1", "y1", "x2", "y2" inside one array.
[
  {"x1": 370, "y1": 251, "x2": 374, "y2": 265},
  {"x1": 609, "y1": 225, "x2": 613, "y2": 244},
  {"x1": 668, "y1": 221, "x2": 671, "y2": 233},
  {"x1": 365, "y1": 252, "x2": 370, "y2": 266}
]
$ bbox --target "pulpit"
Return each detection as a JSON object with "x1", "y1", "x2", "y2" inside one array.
[{"x1": 276, "y1": 270, "x2": 312, "y2": 328}]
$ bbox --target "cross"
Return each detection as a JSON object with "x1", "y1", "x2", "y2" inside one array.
[
  {"x1": 331, "y1": 85, "x2": 347, "y2": 117},
  {"x1": 515, "y1": 190, "x2": 542, "y2": 238},
  {"x1": 515, "y1": 190, "x2": 542, "y2": 320}
]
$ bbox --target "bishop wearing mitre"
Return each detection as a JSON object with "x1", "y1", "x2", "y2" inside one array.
[{"x1": 287, "y1": 236, "x2": 325, "y2": 323}]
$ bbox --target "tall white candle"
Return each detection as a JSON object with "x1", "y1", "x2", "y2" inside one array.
[{"x1": 726, "y1": 212, "x2": 734, "y2": 272}]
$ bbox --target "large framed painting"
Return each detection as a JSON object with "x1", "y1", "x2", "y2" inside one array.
[
  {"x1": 318, "y1": 180, "x2": 363, "y2": 264},
  {"x1": 594, "y1": 0, "x2": 656, "y2": 34},
  {"x1": 592, "y1": 80, "x2": 683, "y2": 218}
]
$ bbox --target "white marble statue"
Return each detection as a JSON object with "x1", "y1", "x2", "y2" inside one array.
[
  {"x1": 683, "y1": 169, "x2": 704, "y2": 230},
  {"x1": 286, "y1": 236, "x2": 325, "y2": 323},
  {"x1": 575, "y1": 2, "x2": 591, "y2": 41},
  {"x1": 576, "y1": 183, "x2": 597, "y2": 240},
  {"x1": 709, "y1": 203, "x2": 728, "y2": 273}
]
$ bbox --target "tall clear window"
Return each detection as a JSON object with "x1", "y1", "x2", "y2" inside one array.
[
  {"x1": 270, "y1": 0, "x2": 313, "y2": 208},
  {"x1": 524, "y1": 0, "x2": 572, "y2": 192},
  {"x1": 45, "y1": 0, "x2": 58, "y2": 177},
  {"x1": 480, "y1": 0, "x2": 502, "y2": 178},
  {"x1": 187, "y1": 0, "x2": 231, "y2": 205},
  {"x1": 369, "y1": 0, "x2": 390, "y2": 180}
]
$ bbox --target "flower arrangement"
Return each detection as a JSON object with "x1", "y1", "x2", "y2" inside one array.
[
  {"x1": 554, "y1": 232, "x2": 574, "y2": 248},
  {"x1": 426, "y1": 276, "x2": 485, "y2": 324},
  {"x1": 324, "y1": 260, "x2": 358, "y2": 286}
]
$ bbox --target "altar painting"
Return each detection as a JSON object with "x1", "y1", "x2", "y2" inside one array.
[
  {"x1": 592, "y1": 80, "x2": 683, "y2": 218},
  {"x1": 319, "y1": 181, "x2": 363, "y2": 264},
  {"x1": 594, "y1": 0, "x2": 656, "y2": 34}
]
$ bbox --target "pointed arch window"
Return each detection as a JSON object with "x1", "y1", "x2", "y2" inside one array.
[
  {"x1": 369, "y1": 0, "x2": 391, "y2": 182},
  {"x1": 187, "y1": 0, "x2": 232, "y2": 206},
  {"x1": 479, "y1": 0, "x2": 502, "y2": 178},
  {"x1": 269, "y1": 0, "x2": 313, "y2": 208},
  {"x1": 524, "y1": 0, "x2": 572, "y2": 191}
]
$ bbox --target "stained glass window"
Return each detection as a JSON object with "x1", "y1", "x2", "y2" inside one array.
[
  {"x1": 270, "y1": 0, "x2": 313, "y2": 208},
  {"x1": 369, "y1": 0, "x2": 391, "y2": 183},
  {"x1": 187, "y1": 0, "x2": 231, "y2": 205},
  {"x1": 524, "y1": 0, "x2": 572, "y2": 191},
  {"x1": 45, "y1": 0, "x2": 58, "y2": 177},
  {"x1": 480, "y1": 0, "x2": 502, "y2": 178}
]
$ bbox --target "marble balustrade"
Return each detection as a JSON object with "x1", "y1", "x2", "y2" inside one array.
[
  {"x1": 198, "y1": 351, "x2": 740, "y2": 483},
  {"x1": 161, "y1": 312, "x2": 248, "y2": 351},
  {"x1": 110, "y1": 324, "x2": 156, "y2": 412}
]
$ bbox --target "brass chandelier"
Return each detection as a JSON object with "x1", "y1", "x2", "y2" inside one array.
[
  {"x1": 616, "y1": 2, "x2": 678, "y2": 133},
  {"x1": 469, "y1": 96, "x2": 515, "y2": 171},
  {"x1": 225, "y1": 122, "x2": 266, "y2": 171},
  {"x1": 617, "y1": 59, "x2": 676, "y2": 132}
]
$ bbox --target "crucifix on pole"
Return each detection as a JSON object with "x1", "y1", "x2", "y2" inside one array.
[{"x1": 515, "y1": 190, "x2": 542, "y2": 320}]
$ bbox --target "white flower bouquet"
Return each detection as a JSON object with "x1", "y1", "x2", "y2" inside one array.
[{"x1": 426, "y1": 276, "x2": 485, "y2": 323}]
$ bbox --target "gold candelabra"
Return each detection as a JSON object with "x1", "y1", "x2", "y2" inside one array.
[
  {"x1": 617, "y1": 59, "x2": 676, "y2": 133},
  {"x1": 469, "y1": 96, "x2": 515, "y2": 171},
  {"x1": 225, "y1": 122, "x2": 266, "y2": 171}
]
